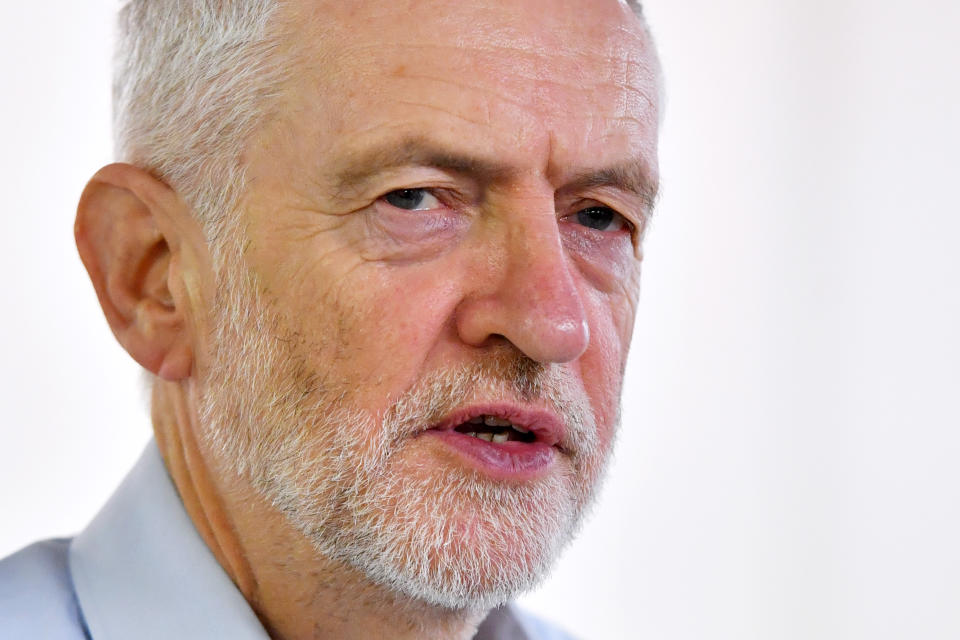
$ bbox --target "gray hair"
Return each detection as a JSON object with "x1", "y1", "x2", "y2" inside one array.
[
  {"x1": 113, "y1": 0, "x2": 287, "y2": 246},
  {"x1": 626, "y1": 0, "x2": 645, "y2": 16},
  {"x1": 113, "y1": 1, "x2": 647, "y2": 247}
]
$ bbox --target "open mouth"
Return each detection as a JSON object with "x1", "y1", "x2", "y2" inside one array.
[
  {"x1": 453, "y1": 415, "x2": 538, "y2": 444},
  {"x1": 422, "y1": 405, "x2": 562, "y2": 478}
]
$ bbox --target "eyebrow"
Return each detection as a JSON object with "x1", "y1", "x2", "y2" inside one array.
[
  {"x1": 332, "y1": 137, "x2": 511, "y2": 195},
  {"x1": 331, "y1": 136, "x2": 660, "y2": 211},
  {"x1": 562, "y1": 161, "x2": 660, "y2": 214}
]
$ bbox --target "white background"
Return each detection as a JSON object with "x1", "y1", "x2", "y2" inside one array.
[{"x1": 2, "y1": 1, "x2": 958, "y2": 638}]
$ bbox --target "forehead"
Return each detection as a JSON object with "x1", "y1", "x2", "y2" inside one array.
[{"x1": 271, "y1": 0, "x2": 659, "y2": 178}]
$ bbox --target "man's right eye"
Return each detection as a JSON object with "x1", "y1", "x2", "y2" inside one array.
[{"x1": 382, "y1": 188, "x2": 442, "y2": 211}]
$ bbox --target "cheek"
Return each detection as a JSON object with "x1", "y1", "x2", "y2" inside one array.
[
  {"x1": 580, "y1": 288, "x2": 637, "y2": 441},
  {"x1": 315, "y1": 263, "x2": 464, "y2": 398}
]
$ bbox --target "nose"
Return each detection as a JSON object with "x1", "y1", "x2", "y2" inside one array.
[{"x1": 455, "y1": 211, "x2": 590, "y2": 364}]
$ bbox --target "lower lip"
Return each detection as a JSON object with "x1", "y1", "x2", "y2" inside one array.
[{"x1": 421, "y1": 430, "x2": 557, "y2": 480}]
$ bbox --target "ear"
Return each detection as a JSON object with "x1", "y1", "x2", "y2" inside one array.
[{"x1": 75, "y1": 163, "x2": 205, "y2": 381}]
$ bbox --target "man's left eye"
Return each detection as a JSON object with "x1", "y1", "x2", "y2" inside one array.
[
  {"x1": 382, "y1": 188, "x2": 442, "y2": 211},
  {"x1": 573, "y1": 206, "x2": 631, "y2": 232}
]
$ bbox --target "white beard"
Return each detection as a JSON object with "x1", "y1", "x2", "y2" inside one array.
[{"x1": 197, "y1": 234, "x2": 615, "y2": 610}]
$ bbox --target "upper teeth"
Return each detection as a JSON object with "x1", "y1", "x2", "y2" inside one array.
[
  {"x1": 460, "y1": 415, "x2": 533, "y2": 442},
  {"x1": 466, "y1": 415, "x2": 530, "y2": 433}
]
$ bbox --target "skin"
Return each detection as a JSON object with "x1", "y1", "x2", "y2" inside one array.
[{"x1": 75, "y1": 0, "x2": 660, "y2": 638}]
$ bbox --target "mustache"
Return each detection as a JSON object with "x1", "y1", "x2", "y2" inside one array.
[{"x1": 378, "y1": 350, "x2": 596, "y2": 457}]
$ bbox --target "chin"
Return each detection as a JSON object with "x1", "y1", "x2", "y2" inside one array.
[{"x1": 301, "y1": 455, "x2": 594, "y2": 611}]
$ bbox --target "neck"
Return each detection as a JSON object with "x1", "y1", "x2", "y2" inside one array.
[{"x1": 151, "y1": 379, "x2": 487, "y2": 640}]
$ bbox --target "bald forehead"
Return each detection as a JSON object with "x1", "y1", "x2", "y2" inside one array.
[
  {"x1": 280, "y1": 0, "x2": 657, "y2": 139},
  {"x1": 280, "y1": 0, "x2": 658, "y2": 111},
  {"x1": 282, "y1": 0, "x2": 651, "y2": 52}
]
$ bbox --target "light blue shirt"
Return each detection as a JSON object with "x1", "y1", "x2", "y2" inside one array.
[{"x1": 0, "y1": 441, "x2": 577, "y2": 639}]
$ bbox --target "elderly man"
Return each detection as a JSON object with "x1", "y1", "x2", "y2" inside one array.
[{"x1": 0, "y1": 0, "x2": 660, "y2": 638}]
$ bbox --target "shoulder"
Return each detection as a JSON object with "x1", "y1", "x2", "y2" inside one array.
[
  {"x1": 0, "y1": 538, "x2": 89, "y2": 639},
  {"x1": 477, "y1": 604, "x2": 580, "y2": 640},
  {"x1": 512, "y1": 606, "x2": 581, "y2": 640}
]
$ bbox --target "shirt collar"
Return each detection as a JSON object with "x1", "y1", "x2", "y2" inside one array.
[{"x1": 69, "y1": 440, "x2": 269, "y2": 640}]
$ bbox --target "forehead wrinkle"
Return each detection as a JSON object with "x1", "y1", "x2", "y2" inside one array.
[
  {"x1": 386, "y1": 71, "x2": 649, "y2": 132},
  {"x1": 390, "y1": 71, "x2": 524, "y2": 116},
  {"x1": 378, "y1": 42, "x2": 650, "y2": 85},
  {"x1": 393, "y1": 99, "x2": 494, "y2": 130},
  {"x1": 375, "y1": 41, "x2": 641, "y2": 68},
  {"x1": 389, "y1": 66, "x2": 655, "y2": 135},
  {"x1": 532, "y1": 77, "x2": 658, "y2": 112},
  {"x1": 336, "y1": 31, "x2": 650, "y2": 82}
]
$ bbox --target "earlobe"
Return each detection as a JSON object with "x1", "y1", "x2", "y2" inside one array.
[{"x1": 75, "y1": 163, "x2": 196, "y2": 381}]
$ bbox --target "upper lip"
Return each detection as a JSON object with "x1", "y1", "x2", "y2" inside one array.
[{"x1": 427, "y1": 404, "x2": 566, "y2": 449}]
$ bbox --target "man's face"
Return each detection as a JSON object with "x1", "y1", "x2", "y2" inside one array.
[{"x1": 197, "y1": 0, "x2": 659, "y2": 609}]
